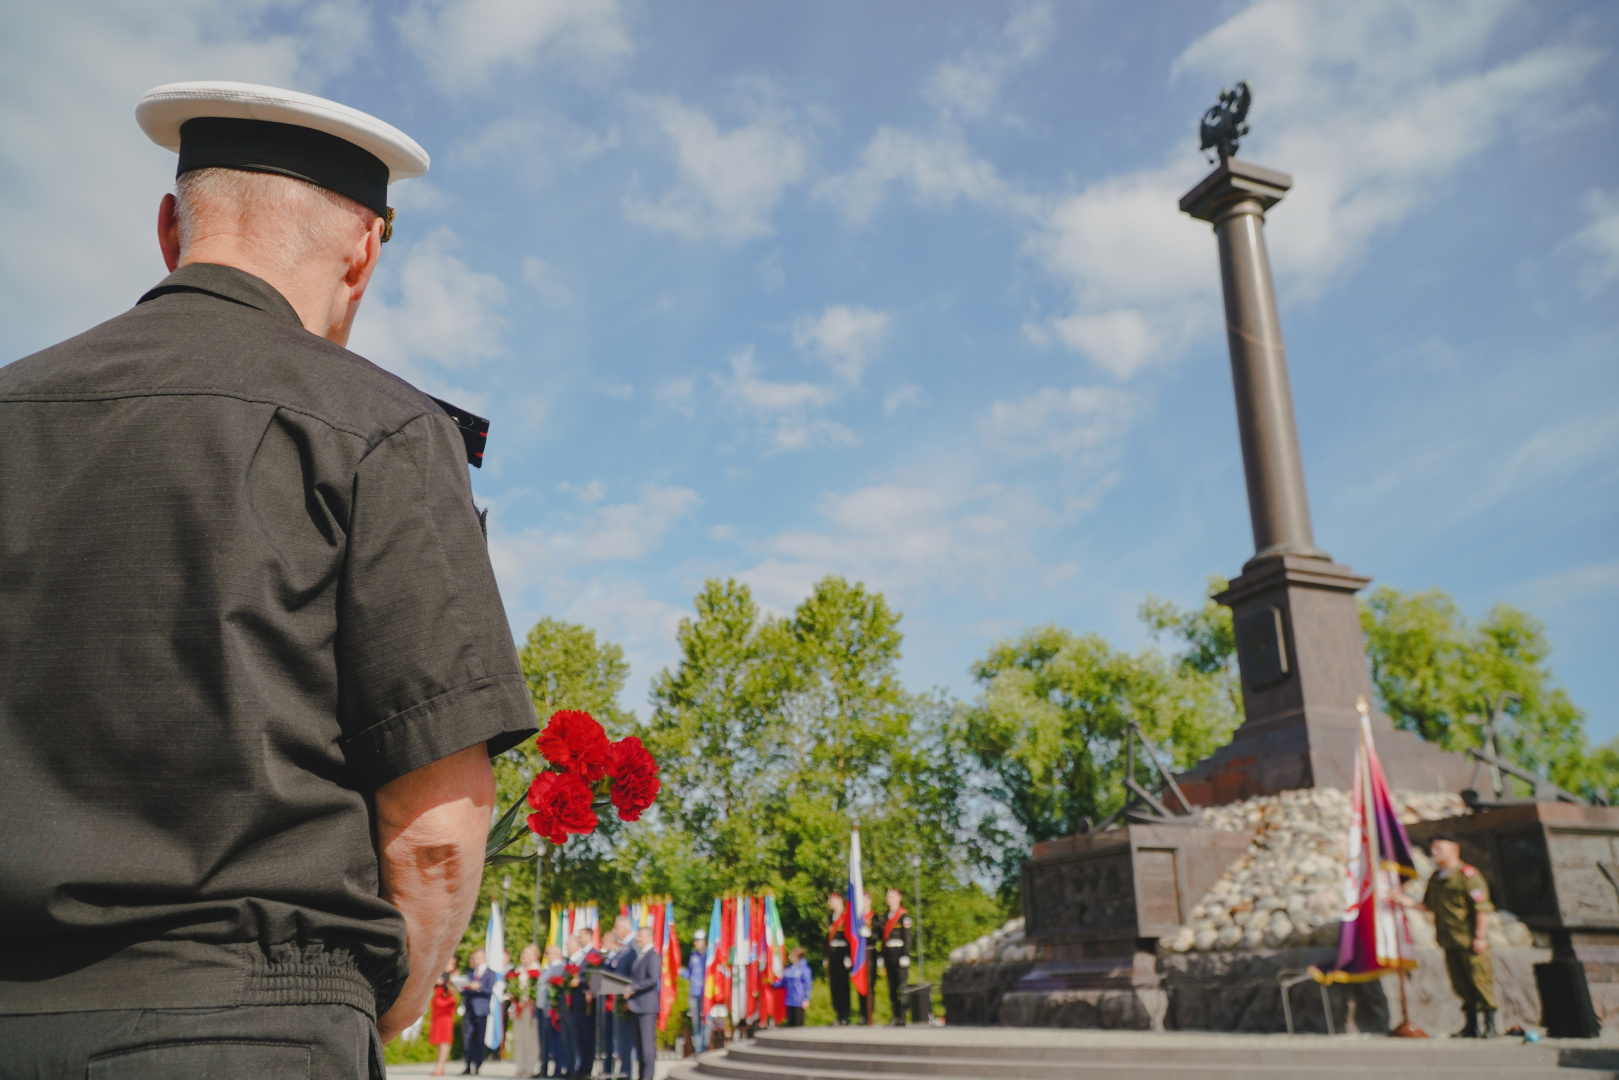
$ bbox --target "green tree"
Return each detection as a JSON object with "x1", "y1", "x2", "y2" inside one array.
[
  {"x1": 637, "y1": 576, "x2": 1007, "y2": 965},
  {"x1": 1139, "y1": 575, "x2": 1242, "y2": 718},
  {"x1": 464, "y1": 617, "x2": 639, "y2": 961},
  {"x1": 1360, "y1": 586, "x2": 1599, "y2": 795},
  {"x1": 961, "y1": 626, "x2": 1239, "y2": 892}
]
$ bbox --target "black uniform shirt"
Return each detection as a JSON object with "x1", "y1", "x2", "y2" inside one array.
[{"x1": 0, "y1": 263, "x2": 538, "y2": 1017}]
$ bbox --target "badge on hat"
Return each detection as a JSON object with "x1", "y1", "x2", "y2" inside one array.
[{"x1": 136, "y1": 81, "x2": 429, "y2": 241}]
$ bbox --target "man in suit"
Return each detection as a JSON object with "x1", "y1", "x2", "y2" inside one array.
[
  {"x1": 606, "y1": 919, "x2": 639, "y2": 1078},
  {"x1": 460, "y1": 949, "x2": 499, "y2": 1075},
  {"x1": 626, "y1": 926, "x2": 662, "y2": 1080}
]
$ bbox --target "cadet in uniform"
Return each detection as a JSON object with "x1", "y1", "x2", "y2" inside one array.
[
  {"x1": 0, "y1": 83, "x2": 538, "y2": 1077},
  {"x1": 1420, "y1": 833, "x2": 1497, "y2": 1038},
  {"x1": 879, "y1": 888, "x2": 915, "y2": 1026},
  {"x1": 826, "y1": 893, "x2": 853, "y2": 1024}
]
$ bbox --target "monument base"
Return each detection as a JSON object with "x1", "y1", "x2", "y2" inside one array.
[
  {"x1": 1176, "y1": 555, "x2": 1475, "y2": 805},
  {"x1": 945, "y1": 946, "x2": 1553, "y2": 1034}
]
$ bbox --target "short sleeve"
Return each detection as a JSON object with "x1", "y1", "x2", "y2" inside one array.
[{"x1": 336, "y1": 412, "x2": 537, "y2": 787}]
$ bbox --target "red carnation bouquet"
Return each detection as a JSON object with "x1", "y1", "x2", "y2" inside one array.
[{"x1": 485, "y1": 710, "x2": 660, "y2": 864}]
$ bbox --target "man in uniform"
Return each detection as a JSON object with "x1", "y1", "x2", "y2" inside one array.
[
  {"x1": 859, "y1": 891, "x2": 877, "y2": 1025},
  {"x1": 826, "y1": 893, "x2": 853, "y2": 1024},
  {"x1": 879, "y1": 888, "x2": 915, "y2": 1026},
  {"x1": 1419, "y1": 833, "x2": 1497, "y2": 1038},
  {"x1": 0, "y1": 82, "x2": 538, "y2": 1078}
]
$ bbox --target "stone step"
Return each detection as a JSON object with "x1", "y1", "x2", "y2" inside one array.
[
  {"x1": 666, "y1": 1030, "x2": 1619, "y2": 1080},
  {"x1": 672, "y1": 1049, "x2": 1610, "y2": 1080},
  {"x1": 749, "y1": 1030, "x2": 1610, "y2": 1069}
]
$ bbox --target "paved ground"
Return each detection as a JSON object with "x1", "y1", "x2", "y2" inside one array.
[{"x1": 386, "y1": 1054, "x2": 682, "y2": 1079}]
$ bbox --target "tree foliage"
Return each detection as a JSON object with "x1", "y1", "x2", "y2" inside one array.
[
  {"x1": 635, "y1": 576, "x2": 1007, "y2": 964},
  {"x1": 1360, "y1": 586, "x2": 1601, "y2": 795},
  {"x1": 959, "y1": 623, "x2": 1240, "y2": 891}
]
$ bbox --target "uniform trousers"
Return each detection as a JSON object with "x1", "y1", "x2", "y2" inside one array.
[
  {"x1": 786, "y1": 1006, "x2": 805, "y2": 1027},
  {"x1": 0, "y1": 1003, "x2": 382, "y2": 1080},
  {"x1": 1444, "y1": 948, "x2": 1498, "y2": 1010},
  {"x1": 884, "y1": 958, "x2": 908, "y2": 1024},
  {"x1": 827, "y1": 957, "x2": 851, "y2": 1023}
]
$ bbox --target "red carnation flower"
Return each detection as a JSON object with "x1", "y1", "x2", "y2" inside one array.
[
  {"x1": 564, "y1": 963, "x2": 580, "y2": 977},
  {"x1": 607, "y1": 736, "x2": 660, "y2": 822},
  {"x1": 526, "y1": 770, "x2": 599, "y2": 844},
  {"x1": 537, "y1": 710, "x2": 611, "y2": 782},
  {"x1": 548, "y1": 975, "x2": 564, "y2": 987}
]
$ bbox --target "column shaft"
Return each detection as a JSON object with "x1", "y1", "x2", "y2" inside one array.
[{"x1": 1213, "y1": 199, "x2": 1319, "y2": 563}]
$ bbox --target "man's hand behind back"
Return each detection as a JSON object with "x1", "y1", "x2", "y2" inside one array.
[{"x1": 373, "y1": 743, "x2": 495, "y2": 1043}]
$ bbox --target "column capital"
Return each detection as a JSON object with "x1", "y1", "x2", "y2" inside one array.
[{"x1": 1179, "y1": 158, "x2": 1292, "y2": 223}]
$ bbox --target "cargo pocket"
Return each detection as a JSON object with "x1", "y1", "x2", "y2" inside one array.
[{"x1": 88, "y1": 1040, "x2": 310, "y2": 1079}]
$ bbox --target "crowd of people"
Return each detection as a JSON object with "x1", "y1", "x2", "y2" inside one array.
[
  {"x1": 419, "y1": 885, "x2": 919, "y2": 1077},
  {"x1": 427, "y1": 919, "x2": 662, "y2": 1078}
]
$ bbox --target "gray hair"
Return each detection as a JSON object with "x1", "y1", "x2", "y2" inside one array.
[{"x1": 174, "y1": 167, "x2": 376, "y2": 278}]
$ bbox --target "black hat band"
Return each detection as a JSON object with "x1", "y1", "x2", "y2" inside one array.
[{"x1": 177, "y1": 116, "x2": 390, "y2": 220}]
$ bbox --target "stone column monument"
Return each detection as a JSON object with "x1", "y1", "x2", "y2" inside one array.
[{"x1": 1173, "y1": 83, "x2": 1471, "y2": 803}]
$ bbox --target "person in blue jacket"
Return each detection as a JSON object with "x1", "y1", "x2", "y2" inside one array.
[
  {"x1": 686, "y1": 930, "x2": 709, "y2": 1052},
  {"x1": 782, "y1": 948, "x2": 813, "y2": 1027}
]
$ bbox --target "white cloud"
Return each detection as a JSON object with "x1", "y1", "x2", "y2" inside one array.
[
  {"x1": 818, "y1": 127, "x2": 1017, "y2": 226},
  {"x1": 722, "y1": 346, "x2": 837, "y2": 413},
  {"x1": 348, "y1": 227, "x2": 507, "y2": 383},
  {"x1": 883, "y1": 385, "x2": 923, "y2": 415},
  {"x1": 654, "y1": 375, "x2": 697, "y2": 416},
  {"x1": 716, "y1": 346, "x2": 858, "y2": 452},
  {"x1": 558, "y1": 478, "x2": 607, "y2": 502},
  {"x1": 488, "y1": 483, "x2": 699, "y2": 594},
  {"x1": 398, "y1": 0, "x2": 631, "y2": 92},
  {"x1": 981, "y1": 386, "x2": 1135, "y2": 458},
  {"x1": 740, "y1": 480, "x2": 1047, "y2": 610},
  {"x1": 456, "y1": 110, "x2": 619, "y2": 182},
  {"x1": 1512, "y1": 561, "x2": 1619, "y2": 612},
  {"x1": 522, "y1": 255, "x2": 573, "y2": 304},
  {"x1": 0, "y1": 1, "x2": 347, "y2": 350},
  {"x1": 790, "y1": 305, "x2": 891, "y2": 383},
  {"x1": 1026, "y1": 0, "x2": 1601, "y2": 376},
  {"x1": 924, "y1": 1, "x2": 1054, "y2": 120},
  {"x1": 1560, "y1": 188, "x2": 1619, "y2": 294},
  {"x1": 623, "y1": 87, "x2": 808, "y2": 243}
]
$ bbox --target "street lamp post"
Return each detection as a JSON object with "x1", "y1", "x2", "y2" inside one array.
[{"x1": 909, "y1": 853, "x2": 923, "y2": 981}]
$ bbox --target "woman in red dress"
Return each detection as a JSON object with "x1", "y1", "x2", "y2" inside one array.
[{"x1": 429, "y1": 959, "x2": 459, "y2": 1076}]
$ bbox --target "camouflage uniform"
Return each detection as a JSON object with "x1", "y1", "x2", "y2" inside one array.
[{"x1": 1423, "y1": 863, "x2": 1497, "y2": 1027}]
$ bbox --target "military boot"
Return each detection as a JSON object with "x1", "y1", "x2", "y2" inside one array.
[
  {"x1": 1481, "y1": 1010, "x2": 1498, "y2": 1038},
  {"x1": 1456, "y1": 1009, "x2": 1479, "y2": 1038}
]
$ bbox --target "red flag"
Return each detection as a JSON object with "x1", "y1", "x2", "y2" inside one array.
[{"x1": 658, "y1": 899, "x2": 681, "y2": 1032}]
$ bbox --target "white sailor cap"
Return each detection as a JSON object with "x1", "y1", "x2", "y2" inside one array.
[{"x1": 136, "y1": 81, "x2": 430, "y2": 241}]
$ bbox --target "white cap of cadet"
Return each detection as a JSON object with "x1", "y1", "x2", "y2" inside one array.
[{"x1": 136, "y1": 81, "x2": 429, "y2": 238}]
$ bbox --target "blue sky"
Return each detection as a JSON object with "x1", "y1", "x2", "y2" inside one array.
[{"x1": 4, "y1": 1, "x2": 1616, "y2": 739}]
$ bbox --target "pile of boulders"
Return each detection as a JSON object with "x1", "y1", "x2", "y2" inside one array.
[
  {"x1": 949, "y1": 918, "x2": 1029, "y2": 966},
  {"x1": 1158, "y1": 788, "x2": 1531, "y2": 954},
  {"x1": 946, "y1": 789, "x2": 1535, "y2": 967}
]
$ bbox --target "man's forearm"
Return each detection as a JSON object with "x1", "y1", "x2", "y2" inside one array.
[{"x1": 373, "y1": 743, "x2": 496, "y2": 1042}]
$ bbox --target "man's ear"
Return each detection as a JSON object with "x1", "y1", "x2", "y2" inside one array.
[
  {"x1": 158, "y1": 194, "x2": 182, "y2": 272},
  {"x1": 346, "y1": 216, "x2": 385, "y2": 299}
]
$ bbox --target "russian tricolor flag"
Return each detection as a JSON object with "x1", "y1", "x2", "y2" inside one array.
[{"x1": 847, "y1": 824, "x2": 868, "y2": 997}]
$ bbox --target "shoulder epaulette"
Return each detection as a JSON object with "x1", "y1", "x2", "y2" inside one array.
[{"x1": 429, "y1": 395, "x2": 489, "y2": 468}]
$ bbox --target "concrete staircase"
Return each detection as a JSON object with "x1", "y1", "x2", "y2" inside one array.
[{"x1": 668, "y1": 1027, "x2": 1619, "y2": 1080}]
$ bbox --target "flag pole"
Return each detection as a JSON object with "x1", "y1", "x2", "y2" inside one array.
[{"x1": 1362, "y1": 697, "x2": 1426, "y2": 1040}]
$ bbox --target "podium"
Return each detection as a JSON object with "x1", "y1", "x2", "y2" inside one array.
[{"x1": 591, "y1": 968, "x2": 636, "y2": 1079}]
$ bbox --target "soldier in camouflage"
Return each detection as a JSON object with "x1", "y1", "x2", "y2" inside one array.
[{"x1": 1419, "y1": 833, "x2": 1497, "y2": 1038}]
